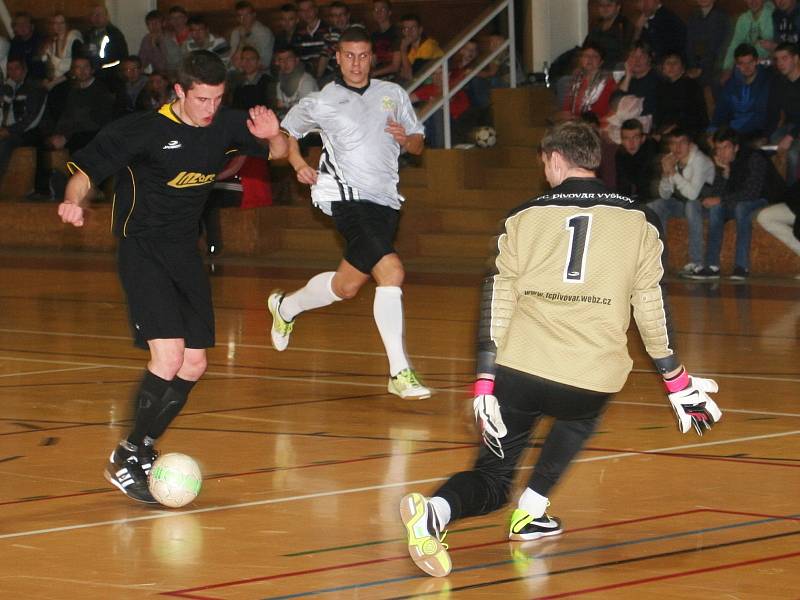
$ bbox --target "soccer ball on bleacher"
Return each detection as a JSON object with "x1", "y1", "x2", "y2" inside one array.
[{"x1": 472, "y1": 126, "x2": 497, "y2": 148}]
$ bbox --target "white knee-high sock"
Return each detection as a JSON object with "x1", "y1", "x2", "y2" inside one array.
[
  {"x1": 429, "y1": 496, "x2": 452, "y2": 530},
  {"x1": 280, "y1": 272, "x2": 341, "y2": 322},
  {"x1": 373, "y1": 286, "x2": 409, "y2": 376},
  {"x1": 518, "y1": 487, "x2": 549, "y2": 518}
]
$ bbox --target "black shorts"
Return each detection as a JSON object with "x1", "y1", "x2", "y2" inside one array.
[
  {"x1": 117, "y1": 237, "x2": 215, "y2": 350},
  {"x1": 331, "y1": 201, "x2": 400, "y2": 274}
]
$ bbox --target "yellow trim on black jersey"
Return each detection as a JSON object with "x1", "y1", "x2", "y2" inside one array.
[
  {"x1": 123, "y1": 166, "x2": 136, "y2": 237},
  {"x1": 158, "y1": 103, "x2": 182, "y2": 124},
  {"x1": 66, "y1": 161, "x2": 92, "y2": 190},
  {"x1": 225, "y1": 148, "x2": 238, "y2": 155}
]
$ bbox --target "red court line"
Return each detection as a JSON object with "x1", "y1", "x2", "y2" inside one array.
[
  {"x1": 584, "y1": 446, "x2": 800, "y2": 468},
  {"x1": 161, "y1": 509, "x2": 707, "y2": 597},
  {"x1": 531, "y1": 550, "x2": 800, "y2": 599}
]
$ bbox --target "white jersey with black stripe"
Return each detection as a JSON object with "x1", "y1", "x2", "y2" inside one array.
[{"x1": 281, "y1": 78, "x2": 424, "y2": 215}]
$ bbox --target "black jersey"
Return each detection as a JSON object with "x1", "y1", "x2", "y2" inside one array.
[{"x1": 69, "y1": 103, "x2": 266, "y2": 241}]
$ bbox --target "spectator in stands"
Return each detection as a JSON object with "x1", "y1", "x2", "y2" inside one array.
[
  {"x1": 411, "y1": 65, "x2": 472, "y2": 148},
  {"x1": 184, "y1": 16, "x2": 232, "y2": 66},
  {"x1": 650, "y1": 127, "x2": 715, "y2": 277},
  {"x1": 138, "y1": 10, "x2": 181, "y2": 77},
  {"x1": 757, "y1": 185, "x2": 800, "y2": 277},
  {"x1": 317, "y1": 2, "x2": 362, "y2": 82},
  {"x1": 685, "y1": 0, "x2": 731, "y2": 97},
  {"x1": 559, "y1": 42, "x2": 616, "y2": 121},
  {"x1": 137, "y1": 71, "x2": 175, "y2": 110},
  {"x1": 274, "y1": 46, "x2": 317, "y2": 118},
  {"x1": 84, "y1": 4, "x2": 128, "y2": 84},
  {"x1": 9, "y1": 12, "x2": 45, "y2": 80},
  {"x1": 709, "y1": 43, "x2": 772, "y2": 138},
  {"x1": 771, "y1": 0, "x2": 800, "y2": 46},
  {"x1": 615, "y1": 118, "x2": 659, "y2": 200},
  {"x1": 399, "y1": 14, "x2": 444, "y2": 82},
  {"x1": 0, "y1": 57, "x2": 46, "y2": 182},
  {"x1": 42, "y1": 13, "x2": 83, "y2": 90},
  {"x1": 167, "y1": 6, "x2": 191, "y2": 50},
  {"x1": 292, "y1": 0, "x2": 328, "y2": 75},
  {"x1": 230, "y1": 1, "x2": 275, "y2": 72},
  {"x1": 115, "y1": 55, "x2": 148, "y2": 116},
  {"x1": 614, "y1": 42, "x2": 659, "y2": 119},
  {"x1": 768, "y1": 42, "x2": 800, "y2": 184},
  {"x1": 633, "y1": 0, "x2": 687, "y2": 62},
  {"x1": 275, "y1": 4, "x2": 300, "y2": 52},
  {"x1": 231, "y1": 46, "x2": 274, "y2": 110},
  {"x1": 45, "y1": 55, "x2": 113, "y2": 154},
  {"x1": 722, "y1": 0, "x2": 774, "y2": 79},
  {"x1": 694, "y1": 128, "x2": 776, "y2": 280},
  {"x1": 583, "y1": 0, "x2": 633, "y2": 70},
  {"x1": 655, "y1": 51, "x2": 708, "y2": 136},
  {"x1": 371, "y1": 0, "x2": 401, "y2": 79}
]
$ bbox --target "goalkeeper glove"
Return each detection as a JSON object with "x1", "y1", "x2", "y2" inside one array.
[
  {"x1": 472, "y1": 378, "x2": 507, "y2": 458},
  {"x1": 664, "y1": 368, "x2": 722, "y2": 436}
]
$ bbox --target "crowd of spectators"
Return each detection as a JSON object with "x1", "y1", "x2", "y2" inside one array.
[{"x1": 555, "y1": 0, "x2": 800, "y2": 280}]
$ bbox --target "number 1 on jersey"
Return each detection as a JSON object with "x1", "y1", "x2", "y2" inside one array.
[{"x1": 564, "y1": 214, "x2": 592, "y2": 283}]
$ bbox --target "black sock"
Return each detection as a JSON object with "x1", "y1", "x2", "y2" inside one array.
[
  {"x1": 126, "y1": 371, "x2": 172, "y2": 447},
  {"x1": 146, "y1": 377, "x2": 197, "y2": 440}
]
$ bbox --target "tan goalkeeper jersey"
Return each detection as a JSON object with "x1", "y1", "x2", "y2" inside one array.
[{"x1": 476, "y1": 177, "x2": 680, "y2": 393}]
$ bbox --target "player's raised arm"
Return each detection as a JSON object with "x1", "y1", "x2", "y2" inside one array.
[
  {"x1": 57, "y1": 168, "x2": 92, "y2": 228},
  {"x1": 246, "y1": 105, "x2": 289, "y2": 159}
]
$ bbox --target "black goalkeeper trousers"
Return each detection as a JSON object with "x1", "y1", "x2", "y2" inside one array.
[{"x1": 434, "y1": 365, "x2": 611, "y2": 522}]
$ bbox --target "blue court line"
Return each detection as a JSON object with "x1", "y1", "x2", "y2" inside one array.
[{"x1": 260, "y1": 512, "x2": 800, "y2": 599}]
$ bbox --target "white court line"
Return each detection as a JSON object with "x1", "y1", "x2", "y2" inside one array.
[
  {"x1": 613, "y1": 400, "x2": 800, "y2": 419},
  {"x1": 0, "y1": 365, "x2": 100, "y2": 379},
  {"x1": 2, "y1": 429, "x2": 798, "y2": 541}
]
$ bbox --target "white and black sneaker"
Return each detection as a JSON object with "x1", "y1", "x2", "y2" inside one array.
[
  {"x1": 508, "y1": 508, "x2": 563, "y2": 541},
  {"x1": 103, "y1": 442, "x2": 158, "y2": 504},
  {"x1": 137, "y1": 438, "x2": 159, "y2": 478}
]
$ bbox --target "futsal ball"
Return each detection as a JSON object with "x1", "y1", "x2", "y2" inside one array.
[
  {"x1": 148, "y1": 452, "x2": 202, "y2": 508},
  {"x1": 472, "y1": 126, "x2": 497, "y2": 148}
]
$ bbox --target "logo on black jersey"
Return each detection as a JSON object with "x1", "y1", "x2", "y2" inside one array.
[
  {"x1": 167, "y1": 171, "x2": 216, "y2": 188},
  {"x1": 162, "y1": 140, "x2": 183, "y2": 150}
]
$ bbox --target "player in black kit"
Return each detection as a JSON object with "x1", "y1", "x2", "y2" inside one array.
[{"x1": 57, "y1": 51, "x2": 288, "y2": 503}]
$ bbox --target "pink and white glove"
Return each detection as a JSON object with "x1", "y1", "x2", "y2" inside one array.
[
  {"x1": 664, "y1": 368, "x2": 722, "y2": 436},
  {"x1": 472, "y1": 378, "x2": 507, "y2": 458}
]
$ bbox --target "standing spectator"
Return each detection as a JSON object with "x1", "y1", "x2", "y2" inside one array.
[
  {"x1": 559, "y1": 43, "x2": 616, "y2": 120},
  {"x1": 722, "y1": 0, "x2": 774, "y2": 77},
  {"x1": 230, "y1": 1, "x2": 275, "y2": 72},
  {"x1": 615, "y1": 42, "x2": 659, "y2": 119},
  {"x1": 137, "y1": 71, "x2": 175, "y2": 110},
  {"x1": 757, "y1": 184, "x2": 800, "y2": 278},
  {"x1": 768, "y1": 42, "x2": 800, "y2": 184},
  {"x1": 138, "y1": 10, "x2": 181, "y2": 77},
  {"x1": 655, "y1": 52, "x2": 708, "y2": 136},
  {"x1": 167, "y1": 6, "x2": 191, "y2": 50},
  {"x1": 275, "y1": 4, "x2": 300, "y2": 51},
  {"x1": 0, "y1": 57, "x2": 46, "y2": 182},
  {"x1": 710, "y1": 43, "x2": 772, "y2": 137},
  {"x1": 84, "y1": 4, "x2": 128, "y2": 83},
  {"x1": 685, "y1": 0, "x2": 731, "y2": 97},
  {"x1": 231, "y1": 46, "x2": 273, "y2": 110},
  {"x1": 399, "y1": 14, "x2": 444, "y2": 82},
  {"x1": 42, "y1": 13, "x2": 83, "y2": 90},
  {"x1": 273, "y1": 46, "x2": 318, "y2": 118},
  {"x1": 371, "y1": 0, "x2": 401, "y2": 79},
  {"x1": 633, "y1": 0, "x2": 687, "y2": 63},
  {"x1": 584, "y1": 0, "x2": 633, "y2": 70},
  {"x1": 616, "y1": 118, "x2": 659, "y2": 200},
  {"x1": 292, "y1": 0, "x2": 328, "y2": 76},
  {"x1": 9, "y1": 12, "x2": 45, "y2": 80},
  {"x1": 771, "y1": 0, "x2": 800, "y2": 46},
  {"x1": 116, "y1": 55, "x2": 149, "y2": 116},
  {"x1": 184, "y1": 16, "x2": 232, "y2": 66},
  {"x1": 650, "y1": 128, "x2": 715, "y2": 277},
  {"x1": 694, "y1": 128, "x2": 776, "y2": 280}
]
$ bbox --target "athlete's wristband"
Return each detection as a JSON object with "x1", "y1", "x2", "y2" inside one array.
[
  {"x1": 663, "y1": 367, "x2": 690, "y2": 393},
  {"x1": 473, "y1": 378, "x2": 495, "y2": 396}
]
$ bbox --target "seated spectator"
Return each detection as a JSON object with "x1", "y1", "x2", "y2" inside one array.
[
  {"x1": 275, "y1": 4, "x2": 299, "y2": 52},
  {"x1": 614, "y1": 42, "x2": 659, "y2": 119},
  {"x1": 231, "y1": 46, "x2": 273, "y2": 110},
  {"x1": 0, "y1": 57, "x2": 47, "y2": 181},
  {"x1": 230, "y1": 1, "x2": 275, "y2": 72},
  {"x1": 722, "y1": 0, "x2": 774, "y2": 77},
  {"x1": 399, "y1": 14, "x2": 444, "y2": 81},
  {"x1": 650, "y1": 127, "x2": 715, "y2": 277},
  {"x1": 42, "y1": 13, "x2": 83, "y2": 90},
  {"x1": 757, "y1": 183, "x2": 800, "y2": 277},
  {"x1": 615, "y1": 118, "x2": 659, "y2": 200},
  {"x1": 710, "y1": 43, "x2": 772, "y2": 138},
  {"x1": 685, "y1": 0, "x2": 731, "y2": 95},
  {"x1": 371, "y1": 0, "x2": 401, "y2": 79},
  {"x1": 479, "y1": 34, "x2": 524, "y2": 90},
  {"x1": 772, "y1": 0, "x2": 800, "y2": 46},
  {"x1": 411, "y1": 65, "x2": 472, "y2": 148},
  {"x1": 582, "y1": 111, "x2": 617, "y2": 189},
  {"x1": 453, "y1": 39, "x2": 493, "y2": 113},
  {"x1": 559, "y1": 42, "x2": 616, "y2": 120},
  {"x1": 584, "y1": 0, "x2": 633, "y2": 70},
  {"x1": 693, "y1": 128, "x2": 778, "y2": 280},
  {"x1": 292, "y1": 0, "x2": 328, "y2": 76},
  {"x1": 116, "y1": 55, "x2": 148, "y2": 116},
  {"x1": 138, "y1": 10, "x2": 181, "y2": 77},
  {"x1": 9, "y1": 12, "x2": 45, "y2": 80},
  {"x1": 655, "y1": 52, "x2": 707, "y2": 136},
  {"x1": 273, "y1": 46, "x2": 317, "y2": 118},
  {"x1": 167, "y1": 6, "x2": 190, "y2": 49},
  {"x1": 184, "y1": 16, "x2": 232, "y2": 66},
  {"x1": 136, "y1": 71, "x2": 175, "y2": 110},
  {"x1": 317, "y1": 2, "x2": 363, "y2": 83},
  {"x1": 84, "y1": 5, "x2": 128, "y2": 84},
  {"x1": 633, "y1": 0, "x2": 687, "y2": 63},
  {"x1": 768, "y1": 42, "x2": 800, "y2": 184}
]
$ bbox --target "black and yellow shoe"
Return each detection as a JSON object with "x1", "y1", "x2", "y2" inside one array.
[{"x1": 400, "y1": 492, "x2": 451, "y2": 577}]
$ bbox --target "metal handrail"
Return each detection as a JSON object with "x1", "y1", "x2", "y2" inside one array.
[{"x1": 404, "y1": 0, "x2": 516, "y2": 149}]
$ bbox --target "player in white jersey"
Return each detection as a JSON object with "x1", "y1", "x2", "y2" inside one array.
[{"x1": 268, "y1": 27, "x2": 430, "y2": 399}]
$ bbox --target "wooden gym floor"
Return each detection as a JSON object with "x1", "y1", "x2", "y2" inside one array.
[{"x1": 0, "y1": 250, "x2": 799, "y2": 599}]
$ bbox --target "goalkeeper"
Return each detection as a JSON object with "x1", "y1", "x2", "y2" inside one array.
[{"x1": 399, "y1": 121, "x2": 722, "y2": 578}]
